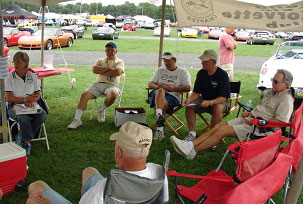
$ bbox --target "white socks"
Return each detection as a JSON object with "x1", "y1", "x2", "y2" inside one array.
[
  {"x1": 189, "y1": 131, "x2": 196, "y2": 137},
  {"x1": 75, "y1": 109, "x2": 83, "y2": 120},
  {"x1": 156, "y1": 109, "x2": 162, "y2": 116}
]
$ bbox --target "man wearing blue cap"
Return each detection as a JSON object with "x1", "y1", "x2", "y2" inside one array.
[{"x1": 68, "y1": 42, "x2": 124, "y2": 129}]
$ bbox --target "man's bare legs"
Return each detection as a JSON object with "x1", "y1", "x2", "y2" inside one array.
[
  {"x1": 155, "y1": 88, "x2": 168, "y2": 115},
  {"x1": 81, "y1": 167, "x2": 100, "y2": 193},
  {"x1": 211, "y1": 103, "x2": 224, "y2": 128}
]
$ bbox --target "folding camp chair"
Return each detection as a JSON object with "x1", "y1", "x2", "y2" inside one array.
[
  {"x1": 146, "y1": 88, "x2": 189, "y2": 135},
  {"x1": 103, "y1": 150, "x2": 170, "y2": 204},
  {"x1": 197, "y1": 81, "x2": 241, "y2": 135},
  {"x1": 7, "y1": 97, "x2": 50, "y2": 150},
  {"x1": 167, "y1": 130, "x2": 291, "y2": 204},
  {"x1": 90, "y1": 73, "x2": 126, "y2": 120}
]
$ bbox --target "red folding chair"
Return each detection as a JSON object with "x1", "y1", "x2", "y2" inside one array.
[{"x1": 167, "y1": 130, "x2": 291, "y2": 204}]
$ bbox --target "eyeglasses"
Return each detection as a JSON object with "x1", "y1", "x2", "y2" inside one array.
[{"x1": 271, "y1": 78, "x2": 282, "y2": 84}]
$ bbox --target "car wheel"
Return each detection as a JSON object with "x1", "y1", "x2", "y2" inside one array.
[
  {"x1": 250, "y1": 38, "x2": 253, "y2": 45},
  {"x1": 66, "y1": 38, "x2": 73, "y2": 47},
  {"x1": 4, "y1": 38, "x2": 8, "y2": 47},
  {"x1": 46, "y1": 40, "x2": 53, "y2": 50},
  {"x1": 74, "y1": 33, "x2": 78, "y2": 39}
]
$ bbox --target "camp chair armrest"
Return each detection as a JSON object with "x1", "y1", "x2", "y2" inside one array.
[
  {"x1": 166, "y1": 170, "x2": 233, "y2": 182},
  {"x1": 251, "y1": 118, "x2": 292, "y2": 128}
]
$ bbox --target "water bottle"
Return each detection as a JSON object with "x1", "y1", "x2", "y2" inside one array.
[{"x1": 244, "y1": 100, "x2": 252, "y2": 111}]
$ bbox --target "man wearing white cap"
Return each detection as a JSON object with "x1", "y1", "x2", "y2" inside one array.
[
  {"x1": 26, "y1": 122, "x2": 169, "y2": 203},
  {"x1": 148, "y1": 52, "x2": 191, "y2": 140},
  {"x1": 182, "y1": 49, "x2": 230, "y2": 142}
]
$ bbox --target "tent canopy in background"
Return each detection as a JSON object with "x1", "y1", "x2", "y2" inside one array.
[
  {"x1": 173, "y1": 0, "x2": 303, "y2": 32},
  {"x1": 2, "y1": 4, "x2": 37, "y2": 19}
]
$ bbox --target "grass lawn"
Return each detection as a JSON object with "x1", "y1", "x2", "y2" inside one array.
[
  {"x1": 1, "y1": 65, "x2": 301, "y2": 204},
  {"x1": 9, "y1": 26, "x2": 283, "y2": 57}
]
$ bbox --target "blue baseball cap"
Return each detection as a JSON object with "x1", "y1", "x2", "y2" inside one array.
[{"x1": 105, "y1": 42, "x2": 117, "y2": 49}]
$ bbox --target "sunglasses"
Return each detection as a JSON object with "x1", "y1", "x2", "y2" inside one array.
[{"x1": 271, "y1": 78, "x2": 282, "y2": 84}]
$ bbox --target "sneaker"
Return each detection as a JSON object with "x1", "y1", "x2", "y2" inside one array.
[
  {"x1": 97, "y1": 109, "x2": 105, "y2": 123},
  {"x1": 153, "y1": 130, "x2": 165, "y2": 140},
  {"x1": 156, "y1": 114, "x2": 165, "y2": 127},
  {"x1": 170, "y1": 136, "x2": 196, "y2": 160},
  {"x1": 183, "y1": 133, "x2": 196, "y2": 141},
  {"x1": 16, "y1": 134, "x2": 23, "y2": 147},
  {"x1": 67, "y1": 119, "x2": 82, "y2": 129},
  {"x1": 24, "y1": 144, "x2": 31, "y2": 156}
]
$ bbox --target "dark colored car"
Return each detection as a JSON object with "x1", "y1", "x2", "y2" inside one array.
[
  {"x1": 61, "y1": 25, "x2": 84, "y2": 39},
  {"x1": 3, "y1": 27, "x2": 31, "y2": 47},
  {"x1": 92, "y1": 27, "x2": 119, "y2": 40},
  {"x1": 18, "y1": 26, "x2": 39, "y2": 35}
]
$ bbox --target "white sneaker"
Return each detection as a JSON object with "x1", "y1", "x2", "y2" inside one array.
[
  {"x1": 67, "y1": 119, "x2": 82, "y2": 129},
  {"x1": 98, "y1": 109, "x2": 105, "y2": 123},
  {"x1": 170, "y1": 136, "x2": 196, "y2": 160},
  {"x1": 183, "y1": 133, "x2": 196, "y2": 141},
  {"x1": 153, "y1": 130, "x2": 165, "y2": 140}
]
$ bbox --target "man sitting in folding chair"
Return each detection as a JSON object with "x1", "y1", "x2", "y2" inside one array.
[
  {"x1": 148, "y1": 52, "x2": 191, "y2": 140},
  {"x1": 26, "y1": 122, "x2": 169, "y2": 203},
  {"x1": 68, "y1": 42, "x2": 124, "y2": 129},
  {"x1": 5, "y1": 51, "x2": 47, "y2": 156},
  {"x1": 182, "y1": 49, "x2": 230, "y2": 141},
  {"x1": 171, "y1": 69, "x2": 294, "y2": 160}
]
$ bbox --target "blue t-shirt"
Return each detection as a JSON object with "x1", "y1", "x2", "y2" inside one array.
[{"x1": 193, "y1": 67, "x2": 230, "y2": 100}]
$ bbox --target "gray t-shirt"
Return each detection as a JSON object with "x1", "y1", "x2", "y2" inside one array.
[{"x1": 150, "y1": 67, "x2": 191, "y2": 101}]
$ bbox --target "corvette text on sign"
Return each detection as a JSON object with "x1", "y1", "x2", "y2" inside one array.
[{"x1": 174, "y1": 0, "x2": 303, "y2": 32}]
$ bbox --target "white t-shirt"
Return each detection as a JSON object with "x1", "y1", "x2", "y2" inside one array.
[
  {"x1": 5, "y1": 71, "x2": 40, "y2": 97},
  {"x1": 150, "y1": 67, "x2": 191, "y2": 101},
  {"x1": 79, "y1": 163, "x2": 169, "y2": 204}
]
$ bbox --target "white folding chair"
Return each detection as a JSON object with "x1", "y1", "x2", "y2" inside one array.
[
  {"x1": 90, "y1": 73, "x2": 126, "y2": 120},
  {"x1": 7, "y1": 118, "x2": 50, "y2": 150}
]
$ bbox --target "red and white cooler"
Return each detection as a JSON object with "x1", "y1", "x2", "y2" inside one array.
[{"x1": 0, "y1": 142, "x2": 27, "y2": 195}]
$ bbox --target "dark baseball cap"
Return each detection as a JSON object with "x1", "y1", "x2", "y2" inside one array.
[{"x1": 105, "y1": 42, "x2": 117, "y2": 49}]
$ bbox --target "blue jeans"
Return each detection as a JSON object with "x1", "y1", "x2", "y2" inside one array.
[
  {"x1": 42, "y1": 174, "x2": 104, "y2": 204},
  {"x1": 8, "y1": 106, "x2": 47, "y2": 142}
]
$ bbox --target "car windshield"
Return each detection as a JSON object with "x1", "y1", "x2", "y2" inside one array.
[
  {"x1": 34, "y1": 29, "x2": 56, "y2": 36},
  {"x1": 3, "y1": 28, "x2": 13, "y2": 35},
  {"x1": 276, "y1": 41, "x2": 303, "y2": 59},
  {"x1": 255, "y1": 32, "x2": 269, "y2": 36},
  {"x1": 97, "y1": 27, "x2": 113, "y2": 32}
]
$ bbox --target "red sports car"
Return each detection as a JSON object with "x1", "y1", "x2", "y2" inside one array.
[
  {"x1": 234, "y1": 31, "x2": 249, "y2": 41},
  {"x1": 3, "y1": 27, "x2": 31, "y2": 47},
  {"x1": 123, "y1": 23, "x2": 136, "y2": 31},
  {"x1": 4, "y1": 46, "x2": 9, "y2": 57}
]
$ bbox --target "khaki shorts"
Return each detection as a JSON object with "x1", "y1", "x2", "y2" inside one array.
[
  {"x1": 194, "y1": 96, "x2": 229, "y2": 114},
  {"x1": 86, "y1": 82, "x2": 120, "y2": 98},
  {"x1": 228, "y1": 117, "x2": 273, "y2": 141},
  {"x1": 220, "y1": 63, "x2": 234, "y2": 81}
]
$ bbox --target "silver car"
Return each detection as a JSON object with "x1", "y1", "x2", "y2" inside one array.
[{"x1": 247, "y1": 31, "x2": 275, "y2": 45}]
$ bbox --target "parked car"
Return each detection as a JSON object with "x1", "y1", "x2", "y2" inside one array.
[
  {"x1": 3, "y1": 27, "x2": 31, "y2": 47},
  {"x1": 92, "y1": 27, "x2": 119, "y2": 40},
  {"x1": 201, "y1": 27, "x2": 210, "y2": 34},
  {"x1": 103, "y1": 23, "x2": 116, "y2": 30},
  {"x1": 18, "y1": 26, "x2": 38, "y2": 35},
  {"x1": 4, "y1": 46, "x2": 9, "y2": 57},
  {"x1": 154, "y1": 26, "x2": 171, "y2": 37},
  {"x1": 275, "y1": 31, "x2": 288, "y2": 39},
  {"x1": 246, "y1": 31, "x2": 275, "y2": 45},
  {"x1": 234, "y1": 31, "x2": 249, "y2": 41},
  {"x1": 284, "y1": 32, "x2": 303, "y2": 41},
  {"x1": 61, "y1": 25, "x2": 84, "y2": 39},
  {"x1": 181, "y1": 28, "x2": 197, "y2": 38},
  {"x1": 257, "y1": 41, "x2": 303, "y2": 101},
  {"x1": 144, "y1": 23, "x2": 155, "y2": 30},
  {"x1": 208, "y1": 29, "x2": 222, "y2": 39},
  {"x1": 18, "y1": 28, "x2": 74, "y2": 50},
  {"x1": 123, "y1": 23, "x2": 136, "y2": 31}
]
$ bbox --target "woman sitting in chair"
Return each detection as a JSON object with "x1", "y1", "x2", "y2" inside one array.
[{"x1": 5, "y1": 51, "x2": 47, "y2": 156}]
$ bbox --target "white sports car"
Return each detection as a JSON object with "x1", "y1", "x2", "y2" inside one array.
[{"x1": 257, "y1": 41, "x2": 303, "y2": 100}]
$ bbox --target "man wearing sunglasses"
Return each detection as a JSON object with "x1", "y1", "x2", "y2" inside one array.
[{"x1": 171, "y1": 69, "x2": 294, "y2": 160}]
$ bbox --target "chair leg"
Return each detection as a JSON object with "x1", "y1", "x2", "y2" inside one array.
[
  {"x1": 165, "y1": 120, "x2": 179, "y2": 135},
  {"x1": 42, "y1": 123, "x2": 50, "y2": 151}
]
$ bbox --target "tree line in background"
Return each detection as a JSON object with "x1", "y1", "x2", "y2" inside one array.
[{"x1": 2, "y1": 0, "x2": 176, "y2": 21}]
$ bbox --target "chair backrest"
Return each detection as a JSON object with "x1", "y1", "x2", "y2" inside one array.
[
  {"x1": 291, "y1": 102, "x2": 303, "y2": 136},
  {"x1": 234, "y1": 130, "x2": 282, "y2": 183},
  {"x1": 229, "y1": 81, "x2": 241, "y2": 95},
  {"x1": 103, "y1": 151, "x2": 170, "y2": 204}
]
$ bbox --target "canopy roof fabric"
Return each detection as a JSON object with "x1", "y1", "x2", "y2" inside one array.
[
  {"x1": 173, "y1": 0, "x2": 303, "y2": 32},
  {"x1": 14, "y1": 0, "x2": 72, "y2": 6},
  {"x1": 2, "y1": 4, "x2": 37, "y2": 19}
]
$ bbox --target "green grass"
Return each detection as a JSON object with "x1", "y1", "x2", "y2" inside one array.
[
  {"x1": 9, "y1": 26, "x2": 283, "y2": 57},
  {"x1": 1, "y1": 66, "x2": 301, "y2": 204}
]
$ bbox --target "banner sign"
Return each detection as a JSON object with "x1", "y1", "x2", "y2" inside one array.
[{"x1": 173, "y1": 0, "x2": 303, "y2": 32}]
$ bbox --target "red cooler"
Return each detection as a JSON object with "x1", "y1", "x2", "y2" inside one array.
[{"x1": 0, "y1": 142, "x2": 27, "y2": 195}]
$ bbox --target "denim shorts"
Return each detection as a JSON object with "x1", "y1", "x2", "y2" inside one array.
[
  {"x1": 148, "y1": 89, "x2": 179, "y2": 114},
  {"x1": 42, "y1": 174, "x2": 104, "y2": 203}
]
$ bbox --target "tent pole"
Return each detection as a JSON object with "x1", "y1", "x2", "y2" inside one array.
[
  {"x1": 0, "y1": 0, "x2": 9, "y2": 143},
  {"x1": 41, "y1": 0, "x2": 46, "y2": 97},
  {"x1": 158, "y1": 0, "x2": 166, "y2": 68}
]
